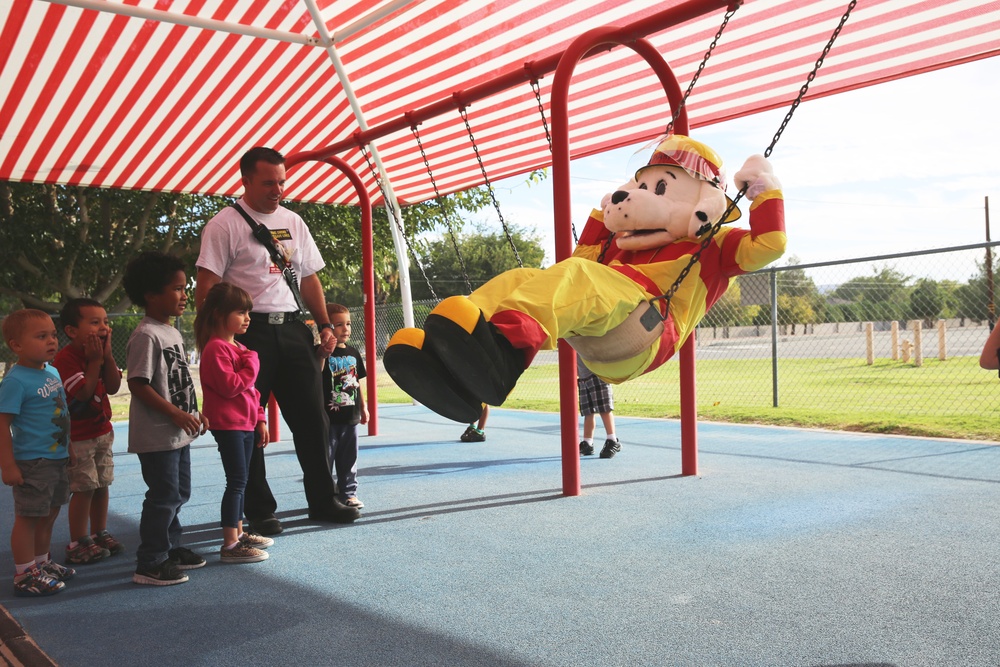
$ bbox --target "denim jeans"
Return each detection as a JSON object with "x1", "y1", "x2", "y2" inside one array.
[
  {"x1": 328, "y1": 423, "x2": 359, "y2": 499},
  {"x1": 213, "y1": 430, "x2": 254, "y2": 529},
  {"x1": 136, "y1": 446, "x2": 191, "y2": 567}
]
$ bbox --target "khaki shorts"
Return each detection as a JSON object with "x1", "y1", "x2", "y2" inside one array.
[
  {"x1": 13, "y1": 458, "x2": 70, "y2": 517},
  {"x1": 67, "y1": 431, "x2": 115, "y2": 493}
]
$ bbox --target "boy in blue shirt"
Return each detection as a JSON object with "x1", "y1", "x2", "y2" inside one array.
[{"x1": 0, "y1": 309, "x2": 75, "y2": 596}]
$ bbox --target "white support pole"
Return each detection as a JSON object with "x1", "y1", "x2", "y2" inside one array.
[
  {"x1": 44, "y1": 0, "x2": 321, "y2": 45},
  {"x1": 302, "y1": 0, "x2": 415, "y2": 328}
]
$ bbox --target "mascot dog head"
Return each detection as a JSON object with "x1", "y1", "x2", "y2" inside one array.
[{"x1": 602, "y1": 135, "x2": 741, "y2": 252}]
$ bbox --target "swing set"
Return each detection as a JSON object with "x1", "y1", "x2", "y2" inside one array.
[{"x1": 285, "y1": 0, "x2": 857, "y2": 496}]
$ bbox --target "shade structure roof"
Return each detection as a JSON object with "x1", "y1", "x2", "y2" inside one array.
[{"x1": 2, "y1": 0, "x2": 999, "y2": 207}]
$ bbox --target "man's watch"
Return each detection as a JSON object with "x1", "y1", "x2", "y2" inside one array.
[{"x1": 319, "y1": 323, "x2": 334, "y2": 334}]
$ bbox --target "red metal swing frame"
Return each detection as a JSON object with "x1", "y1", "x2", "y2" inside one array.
[{"x1": 285, "y1": 0, "x2": 735, "y2": 493}]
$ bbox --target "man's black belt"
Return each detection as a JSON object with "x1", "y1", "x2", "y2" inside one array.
[{"x1": 249, "y1": 311, "x2": 302, "y2": 325}]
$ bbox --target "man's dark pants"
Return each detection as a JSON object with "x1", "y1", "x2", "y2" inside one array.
[{"x1": 238, "y1": 318, "x2": 336, "y2": 519}]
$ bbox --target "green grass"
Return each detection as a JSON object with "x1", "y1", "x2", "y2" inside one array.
[{"x1": 376, "y1": 356, "x2": 1000, "y2": 442}]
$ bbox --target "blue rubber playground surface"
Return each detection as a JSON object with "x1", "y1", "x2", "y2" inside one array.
[{"x1": 1, "y1": 403, "x2": 999, "y2": 667}]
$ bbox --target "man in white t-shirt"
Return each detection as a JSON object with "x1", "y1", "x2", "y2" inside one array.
[{"x1": 196, "y1": 147, "x2": 359, "y2": 534}]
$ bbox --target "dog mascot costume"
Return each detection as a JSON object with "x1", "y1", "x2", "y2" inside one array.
[{"x1": 384, "y1": 135, "x2": 786, "y2": 423}]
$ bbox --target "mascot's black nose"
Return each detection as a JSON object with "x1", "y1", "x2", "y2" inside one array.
[{"x1": 611, "y1": 190, "x2": 629, "y2": 205}]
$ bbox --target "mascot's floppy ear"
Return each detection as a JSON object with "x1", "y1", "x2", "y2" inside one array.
[{"x1": 688, "y1": 181, "x2": 728, "y2": 239}]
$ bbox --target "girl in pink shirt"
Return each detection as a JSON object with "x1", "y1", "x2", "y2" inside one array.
[{"x1": 195, "y1": 283, "x2": 273, "y2": 564}]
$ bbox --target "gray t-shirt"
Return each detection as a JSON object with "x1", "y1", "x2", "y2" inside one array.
[{"x1": 125, "y1": 317, "x2": 199, "y2": 453}]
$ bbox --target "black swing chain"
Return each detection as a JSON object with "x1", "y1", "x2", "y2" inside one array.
[
  {"x1": 763, "y1": 0, "x2": 857, "y2": 158},
  {"x1": 411, "y1": 123, "x2": 474, "y2": 294},
  {"x1": 650, "y1": 0, "x2": 856, "y2": 319},
  {"x1": 459, "y1": 105, "x2": 524, "y2": 268},
  {"x1": 531, "y1": 77, "x2": 580, "y2": 246},
  {"x1": 359, "y1": 143, "x2": 439, "y2": 301},
  {"x1": 665, "y1": 3, "x2": 739, "y2": 137}
]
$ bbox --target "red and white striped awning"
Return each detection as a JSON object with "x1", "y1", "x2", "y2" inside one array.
[{"x1": 2, "y1": 0, "x2": 998, "y2": 206}]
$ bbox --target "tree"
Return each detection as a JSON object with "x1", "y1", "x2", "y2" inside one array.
[
  {"x1": 953, "y1": 255, "x2": 1000, "y2": 323},
  {"x1": 830, "y1": 265, "x2": 911, "y2": 322},
  {"x1": 907, "y1": 278, "x2": 943, "y2": 326},
  {"x1": 408, "y1": 224, "x2": 546, "y2": 300},
  {"x1": 0, "y1": 181, "x2": 228, "y2": 312}
]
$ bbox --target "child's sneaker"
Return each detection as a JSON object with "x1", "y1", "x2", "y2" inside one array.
[
  {"x1": 65, "y1": 535, "x2": 110, "y2": 564},
  {"x1": 220, "y1": 543, "x2": 269, "y2": 564},
  {"x1": 599, "y1": 438, "x2": 622, "y2": 459},
  {"x1": 167, "y1": 547, "x2": 206, "y2": 570},
  {"x1": 14, "y1": 567, "x2": 65, "y2": 597},
  {"x1": 579, "y1": 440, "x2": 595, "y2": 456},
  {"x1": 239, "y1": 532, "x2": 274, "y2": 549},
  {"x1": 132, "y1": 559, "x2": 189, "y2": 586},
  {"x1": 460, "y1": 425, "x2": 486, "y2": 442},
  {"x1": 344, "y1": 497, "x2": 364, "y2": 509},
  {"x1": 39, "y1": 560, "x2": 76, "y2": 582},
  {"x1": 93, "y1": 530, "x2": 126, "y2": 556}
]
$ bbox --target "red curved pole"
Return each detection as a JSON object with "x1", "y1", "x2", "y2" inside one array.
[
  {"x1": 270, "y1": 152, "x2": 378, "y2": 438},
  {"x1": 551, "y1": 30, "x2": 693, "y2": 495}
]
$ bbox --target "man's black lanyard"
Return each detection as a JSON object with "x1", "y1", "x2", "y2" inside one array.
[{"x1": 231, "y1": 202, "x2": 309, "y2": 315}]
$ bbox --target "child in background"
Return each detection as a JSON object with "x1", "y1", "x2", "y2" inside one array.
[
  {"x1": 323, "y1": 304, "x2": 367, "y2": 509},
  {"x1": 0, "y1": 309, "x2": 75, "y2": 596},
  {"x1": 577, "y1": 356, "x2": 621, "y2": 459},
  {"x1": 195, "y1": 282, "x2": 272, "y2": 564},
  {"x1": 460, "y1": 405, "x2": 489, "y2": 443},
  {"x1": 123, "y1": 251, "x2": 209, "y2": 586},
  {"x1": 54, "y1": 298, "x2": 124, "y2": 565}
]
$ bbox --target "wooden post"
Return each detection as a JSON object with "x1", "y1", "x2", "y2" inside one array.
[
  {"x1": 910, "y1": 320, "x2": 923, "y2": 367},
  {"x1": 902, "y1": 339, "x2": 912, "y2": 363},
  {"x1": 890, "y1": 320, "x2": 899, "y2": 360},
  {"x1": 937, "y1": 319, "x2": 947, "y2": 361},
  {"x1": 865, "y1": 322, "x2": 874, "y2": 365}
]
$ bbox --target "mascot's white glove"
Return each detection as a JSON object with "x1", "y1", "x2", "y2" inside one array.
[{"x1": 734, "y1": 155, "x2": 781, "y2": 201}]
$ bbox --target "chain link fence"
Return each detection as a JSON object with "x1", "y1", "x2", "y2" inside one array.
[
  {"x1": 356, "y1": 243, "x2": 1000, "y2": 441},
  {"x1": 4, "y1": 243, "x2": 998, "y2": 440}
]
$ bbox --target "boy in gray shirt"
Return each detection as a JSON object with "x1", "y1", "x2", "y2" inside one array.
[{"x1": 123, "y1": 252, "x2": 209, "y2": 586}]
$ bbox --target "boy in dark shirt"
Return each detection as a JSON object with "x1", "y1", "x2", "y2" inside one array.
[{"x1": 322, "y1": 304, "x2": 367, "y2": 509}]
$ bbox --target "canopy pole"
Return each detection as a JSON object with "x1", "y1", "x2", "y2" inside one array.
[
  {"x1": 300, "y1": 0, "x2": 416, "y2": 327},
  {"x1": 43, "y1": 0, "x2": 321, "y2": 45}
]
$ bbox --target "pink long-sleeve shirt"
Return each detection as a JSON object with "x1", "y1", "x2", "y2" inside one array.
[{"x1": 199, "y1": 337, "x2": 265, "y2": 431}]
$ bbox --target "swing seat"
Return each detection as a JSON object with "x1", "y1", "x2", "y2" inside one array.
[{"x1": 565, "y1": 300, "x2": 664, "y2": 364}]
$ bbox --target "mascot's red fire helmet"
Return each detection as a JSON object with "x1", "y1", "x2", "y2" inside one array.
[{"x1": 636, "y1": 134, "x2": 741, "y2": 223}]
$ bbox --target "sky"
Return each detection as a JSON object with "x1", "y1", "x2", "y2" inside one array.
[{"x1": 479, "y1": 56, "x2": 1000, "y2": 287}]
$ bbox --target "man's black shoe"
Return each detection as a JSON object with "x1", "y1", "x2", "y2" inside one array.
[
  {"x1": 308, "y1": 499, "x2": 360, "y2": 524},
  {"x1": 247, "y1": 515, "x2": 284, "y2": 536}
]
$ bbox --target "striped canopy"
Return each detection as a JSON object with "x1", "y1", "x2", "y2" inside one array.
[{"x1": 2, "y1": 0, "x2": 998, "y2": 206}]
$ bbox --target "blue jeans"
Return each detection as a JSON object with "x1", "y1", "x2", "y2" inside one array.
[
  {"x1": 136, "y1": 446, "x2": 191, "y2": 567},
  {"x1": 328, "y1": 423, "x2": 359, "y2": 499},
  {"x1": 213, "y1": 430, "x2": 254, "y2": 529}
]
